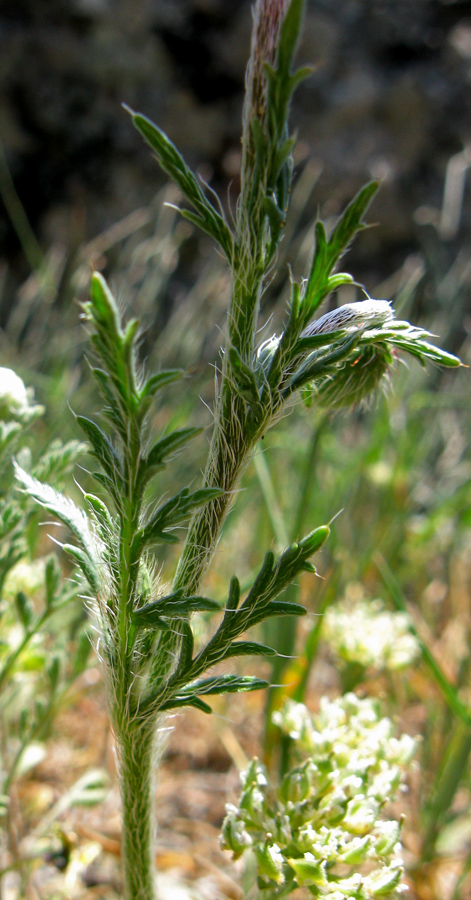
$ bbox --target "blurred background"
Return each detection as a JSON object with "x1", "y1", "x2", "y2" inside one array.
[
  {"x1": 1, "y1": 0, "x2": 471, "y2": 353},
  {"x1": 1, "y1": 1, "x2": 471, "y2": 899}
]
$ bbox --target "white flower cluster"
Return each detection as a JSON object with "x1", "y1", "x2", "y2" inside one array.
[
  {"x1": 323, "y1": 599, "x2": 420, "y2": 674},
  {"x1": 221, "y1": 695, "x2": 416, "y2": 898},
  {"x1": 0, "y1": 368, "x2": 43, "y2": 424}
]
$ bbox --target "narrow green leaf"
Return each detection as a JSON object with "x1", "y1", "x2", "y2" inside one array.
[
  {"x1": 327, "y1": 181, "x2": 378, "y2": 263},
  {"x1": 177, "y1": 620, "x2": 194, "y2": 675},
  {"x1": 133, "y1": 594, "x2": 220, "y2": 628},
  {"x1": 140, "y1": 370, "x2": 184, "y2": 399},
  {"x1": 299, "y1": 524, "x2": 330, "y2": 556},
  {"x1": 289, "y1": 64, "x2": 315, "y2": 89},
  {"x1": 149, "y1": 531, "x2": 180, "y2": 545},
  {"x1": 62, "y1": 544, "x2": 100, "y2": 594},
  {"x1": 304, "y1": 185, "x2": 378, "y2": 319},
  {"x1": 248, "y1": 600, "x2": 307, "y2": 627},
  {"x1": 272, "y1": 137, "x2": 296, "y2": 181},
  {"x1": 389, "y1": 337, "x2": 461, "y2": 367},
  {"x1": 192, "y1": 487, "x2": 224, "y2": 505},
  {"x1": 181, "y1": 674, "x2": 268, "y2": 696},
  {"x1": 45, "y1": 555, "x2": 61, "y2": 609},
  {"x1": 84, "y1": 493, "x2": 115, "y2": 532},
  {"x1": 130, "y1": 111, "x2": 233, "y2": 259},
  {"x1": 15, "y1": 591, "x2": 33, "y2": 629},
  {"x1": 277, "y1": 0, "x2": 305, "y2": 78},
  {"x1": 222, "y1": 576, "x2": 241, "y2": 624},
  {"x1": 292, "y1": 329, "x2": 347, "y2": 354},
  {"x1": 146, "y1": 427, "x2": 202, "y2": 468},
  {"x1": 249, "y1": 550, "x2": 276, "y2": 596},
  {"x1": 88, "y1": 273, "x2": 122, "y2": 336},
  {"x1": 76, "y1": 416, "x2": 122, "y2": 481},
  {"x1": 286, "y1": 333, "x2": 358, "y2": 394},
  {"x1": 160, "y1": 695, "x2": 212, "y2": 714},
  {"x1": 228, "y1": 347, "x2": 260, "y2": 403},
  {"x1": 220, "y1": 642, "x2": 276, "y2": 660},
  {"x1": 14, "y1": 464, "x2": 98, "y2": 566}
]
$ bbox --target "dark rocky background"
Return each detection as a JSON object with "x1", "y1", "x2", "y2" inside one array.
[{"x1": 1, "y1": 0, "x2": 471, "y2": 350}]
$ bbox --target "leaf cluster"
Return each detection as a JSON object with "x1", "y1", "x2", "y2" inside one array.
[
  {"x1": 142, "y1": 523, "x2": 330, "y2": 713},
  {"x1": 15, "y1": 272, "x2": 331, "y2": 719}
]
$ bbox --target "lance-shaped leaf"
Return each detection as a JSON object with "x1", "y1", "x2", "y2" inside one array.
[
  {"x1": 229, "y1": 347, "x2": 261, "y2": 404},
  {"x1": 139, "y1": 370, "x2": 184, "y2": 401},
  {"x1": 91, "y1": 368, "x2": 128, "y2": 440},
  {"x1": 244, "y1": 599, "x2": 307, "y2": 629},
  {"x1": 76, "y1": 415, "x2": 122, "y2": 483},
  {"x1": 84, "y1": 274, "x2": 139, "y2": 412},
  {"x1": 219, "y1": 641, "x2": 277, "y2": 660},
  {"x1": 242, "y1": 525, "x2": 330, "y2": 625},
  {"x1": 383, "y1": 332, "x2": 462, "y2": 367},
  {"x1": 84, "y1": 493, "x2": 115, "y2": 533},
  {"x1": 145, "y1": 427, "x2": 202, "y2": 469},
  {"x1": 276, "y1": 0, "x2": 306, "y2": 83},
  {"x1": 15, "y1": 591, "x2": 33, "y2": 630},
  {"x1": 160, "y1": 695, "x2": 212, "y2": 714},
  {"x1": 133, "y1": 485, "x2": 223, "y2": 554},
  {"x1": 14, "y1": 464, "x2": 98, "y2": 568},
  {"x1": 220, "y1": 575, "x2": 241, "y2": 627},
  {"x1": 45, "y1": 555, "x2": 61, "y2": 609},
  {"x1": 177, "y1": 620, "x2": 194, "y2": 675},
  {"x1": 183, "y1": 674, "x2": 269, "y2": 696},
  {"x1": 303, "y1": 182, "x2": 378, "y2": 320},
  {"x1": 62, "y1": 544, "x2": 101, "y2": 595},
  {"x1": 185, "y1": 526, "x2": 329, "y2": 683},
  {"x1": 129, "y1": 110, "x2": 233, "y2": 261},
  {"x1": 284, "y1": 332, "x2": 358, "y2": 396},
  {"x1": 133, "y1": 591, "x2": 220, "y2": 628},
  {"x1": 161, "y1": 675, "x2": 269, "y2": 712}
]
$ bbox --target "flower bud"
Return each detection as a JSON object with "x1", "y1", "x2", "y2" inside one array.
[
  {"x1": 255, "y1": 841, "x2": 285, "y2": 883},
  {"x1": 374, "y1": 820, "x2": 402, "y2": 856},
  {"x1": 337, "y1": 834, "x2": 372, "y2": 865},
  {"x1": 220, "y1": 810, "x2": 252, "y2": 857},
  {"x1": 280, "y1": 763, "x2": 311, "y2": 804},
  {"x1": 287, "y1": 853, "x2": 328, "y2": 887},
  {"x1": 343, "y1": 796, "x2": 380, "y2": 835},
  {"x1": 367, "y1": 863, "x2": 404, "y2": 896}
]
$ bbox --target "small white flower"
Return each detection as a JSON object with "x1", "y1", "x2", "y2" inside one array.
[{"x1": 323, "y1": 598, "x2": 421, "y2": 673}]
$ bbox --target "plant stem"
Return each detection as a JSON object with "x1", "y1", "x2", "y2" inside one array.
[
  {"x1": 173, "y1": 0, "x2": 289, "y2": 598},
  {"x1": 116, "y1": 718, "x2": 158, "y2": 900},
  {"x1": 173, "y1": 393, "x2": 253, "y2": 595}
]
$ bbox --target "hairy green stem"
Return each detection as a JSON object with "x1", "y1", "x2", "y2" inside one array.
[
  {"x1": 173, "y1": 391, "x2": 254, "y2": 595},
  {"x1": 117, "y1": 719, "x2": 158, "y2": 900}
]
